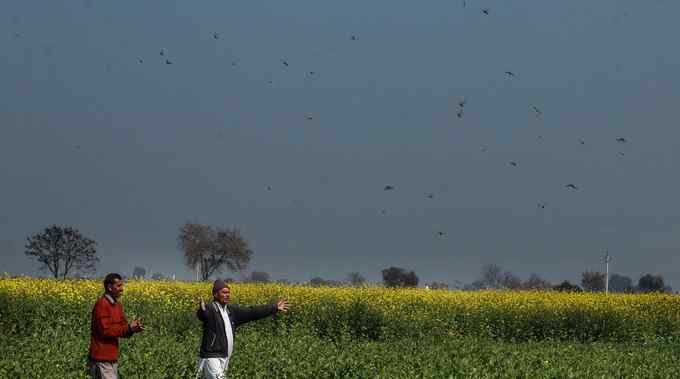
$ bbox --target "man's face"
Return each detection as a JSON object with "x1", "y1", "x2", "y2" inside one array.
[
  {"x1": 107, "y1": 279, "x2": 124, "y2": 299},
  {"x1": 214, "y1": 286, "x2": 230, "y2": 305}
]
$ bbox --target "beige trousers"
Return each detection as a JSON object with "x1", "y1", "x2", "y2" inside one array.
[{"x1": 88, "y1": 359, "x2": 119, "y2": 379}]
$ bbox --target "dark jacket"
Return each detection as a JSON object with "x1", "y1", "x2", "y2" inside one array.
[{"x1": 197, "y1": 301, "x2": 277, "y2": 358}]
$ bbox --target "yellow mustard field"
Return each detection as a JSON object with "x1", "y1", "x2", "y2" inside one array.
[{"x1": 1, "y1": 277, "x2": 679, "y2": 343}]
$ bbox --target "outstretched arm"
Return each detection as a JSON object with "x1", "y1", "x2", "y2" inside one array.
[{"x1": 232, "y1": 299, "x2": 290, "y2": 325}]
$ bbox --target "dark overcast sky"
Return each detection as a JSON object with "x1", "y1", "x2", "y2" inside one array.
[{"x1": 1, "y1": 0, "x2": 679, "y2": 287}]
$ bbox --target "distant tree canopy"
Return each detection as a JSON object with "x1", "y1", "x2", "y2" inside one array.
[
  {"x1": 608, "y1": 273, "x2": 633, "y2": 293},
  {"x1": 553, "y1": 280, "x2": 582, "y2": 292},
  {"x1": 638, "y1": 274, "x2": 665, "y2": 293},
  {"x1": 463, "y1": 280, "x2": 486, "y2": 291},
  {"x1": 427, "y1": 281, "x2": 449, "y2": 290},
  {"x1": 24, "y1": 225, "x2": 98, "y2": 279},
  {"x1": 522, "y1": 273, "x2": 552, "y2": 290},
  {"x1": 581, "y1": 270, "x2": 606, "y2": 292},
  {"x1": 346, "y1": 272, "x2": 366, "y2": 287},
  {"x1": 308, "y1": 277, "x2": 341, "y2": 287},
  {"x1": 150, "y1": 272, "x2": 166, "y2": 280},
  {"x1": 132, "y1": 266, "x2": 146, "y2": 279},
  {"x1": 247, "y1": 271, "x2": 271, "y2": 283},
  {"x1": 502, "y1": 271, "x2": 522, "y2": 290},
  {"x1": 178, "y1": 222, "x2": 253, "y2": 281},
  {"x1": 381, "y1": 266, "x2": 418, "y2": 288}
]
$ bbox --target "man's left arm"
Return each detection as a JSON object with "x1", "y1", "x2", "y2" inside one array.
[
  {"x1": 231, "y1": 304, "x2": 277, "y2": 325},
  {"x1": 121, "y1": 312, "x2": 134, "y2": 338},
  {"x1": 122, "y1": 310, "x2": 143, "y2": 338}
]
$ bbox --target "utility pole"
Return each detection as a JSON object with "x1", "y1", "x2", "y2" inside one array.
[{"x1": 604, "y1": 251, "x2": 612, "y2": 294}]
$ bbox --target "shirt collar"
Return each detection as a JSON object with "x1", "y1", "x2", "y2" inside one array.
[
  {"x1": 104, "y1": 294, "x2": 117, "y2": 304},
  {"x1": 213, "y1": 301, "x2": 228, "y2": 312}
]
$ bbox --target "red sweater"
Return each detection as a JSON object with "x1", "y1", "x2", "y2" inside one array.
[{"x1": 88, "y1": 295, "x2": 132, "y2": 362}]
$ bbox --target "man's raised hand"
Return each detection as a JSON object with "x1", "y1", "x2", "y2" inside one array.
[{"x1": 276, "y1": 299, "x2": 290, "y2": 313}]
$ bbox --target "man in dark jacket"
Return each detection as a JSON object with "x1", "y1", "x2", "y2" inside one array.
[{"x1": 195, "y1": 279, "x2": 290, "y2": 379}]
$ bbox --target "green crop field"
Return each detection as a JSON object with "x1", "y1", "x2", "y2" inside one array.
[{"x1": 1, "y1": 278, "x2": 679, "y2": 378}]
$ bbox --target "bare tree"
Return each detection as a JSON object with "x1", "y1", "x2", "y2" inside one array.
[
  {"x1": 346, "y1": 272, "x2": 366, "y2": 287},
  {"x1": 581, "y1": 270, "x2": 606, "y2": 292},
  {"x1": 24, "y1": 225, "x2": 98, "y2": 279},
  {"x1": 178, "y1": 222, "x2": 253, "y2": 281},
  {"x1": 502, "y1": 270, "x2": 522, "y2": 290},
  {"x1": 522, "y1": 273, "x2": 552, "y2": 290},
  {"x1": 480, "y1": 264, "x2": 504, "y2": 289}
]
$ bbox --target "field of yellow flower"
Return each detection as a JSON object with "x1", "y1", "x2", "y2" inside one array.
[{"x1": 1, "y1": 277, "x2": 680, "y2": 378}]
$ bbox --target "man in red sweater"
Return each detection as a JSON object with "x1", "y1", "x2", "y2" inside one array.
[{"x1": 88, "y1": 273, "x2": 144, "y2": 379}]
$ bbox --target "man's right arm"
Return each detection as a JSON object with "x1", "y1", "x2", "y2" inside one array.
[{"x1": 196, "y1": 299, "x2": 209, "y2": 322}]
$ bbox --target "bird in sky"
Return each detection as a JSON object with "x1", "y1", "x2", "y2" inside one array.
[
  {"x1": 309, "y1": 71, "x2": 315, "y2": 76},
  {"x1": 480, "y1": 146, "x2": 488, "y2": 152},
  {"x1": 618, "y1": 152, "x2": 626, "y2": 157},
  {"x1": 616, "y1": 137, "x2": 628, "y2": 144},
  {"x1": 381, "y1": 209, "x2": 387, "y2": 215},
  {"x1": 165, "y1": 59, "x2": 173, "y2": 65},
  {"x1": 456, "y1": 110, "x2": 464, "y2": 118},
  {"x1": 537, "y1": 202, "x2": 548, "y2": 209},
  {"x1": 437, "y1": 231, "x2": 447, "y2": 236},
  {"x1": 213, "y1": 32, "x2": 220, "y2": 40},
  {"x1": 384, "y1": 185, "x2": 395, "y2": 191},
  {"x1": 579, "y1": 137, "x2": 585, "y2": 145},
  {"x1": 426, "y1": 193, "x2": 435, "y2": 199},
  {"x1": 350, "y1": 35, "x2": 358, "y2": 41},
  {"x1": 267, "y1": 186, "x2": 273, "y2": 191},
  {"x1": 482, "y1": 8, "x2": 490, "y2": 15},
  {"x1": 160, "y1": 48, "x2": 165, "y2": 56},
  {"x1": 505, "y1": 71, "x2": 516, "y2": 78},
  {"x1": 231, "y1": 61, "x2": 237, "y2": 67},
  {"x1": 458, "y1": 98, "x2": 467, "y2": 108},
  {"x1": 305, "y1": 115, "x2": 313, "y2": 120},
  {"x1": 14, "y1": 32, "x2": 22, "y2": 38},
  {"x1": 531, "y1": 106, "x2": 542, "y2": 117},
  {"x1": 282, "y1": 59, "x2": 289, "y2": 67},
  {"x1": 565, "y1": 184, "x2": 579, "y2": 190},
  {"x1": 509, "y1": 161, "x2": 518, "y2": 167},
  {"x1": 137, "y1": 57, "x2": 143, "y2": 63}
]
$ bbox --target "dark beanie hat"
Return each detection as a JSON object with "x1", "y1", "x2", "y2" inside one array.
[{"x1": 212, "y1": 279, "x2": 228, "y2": 295}]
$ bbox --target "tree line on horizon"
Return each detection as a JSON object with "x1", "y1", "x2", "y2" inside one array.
[{"x1": 11, "y1": 223, "x2": 673, "y2": 294}]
